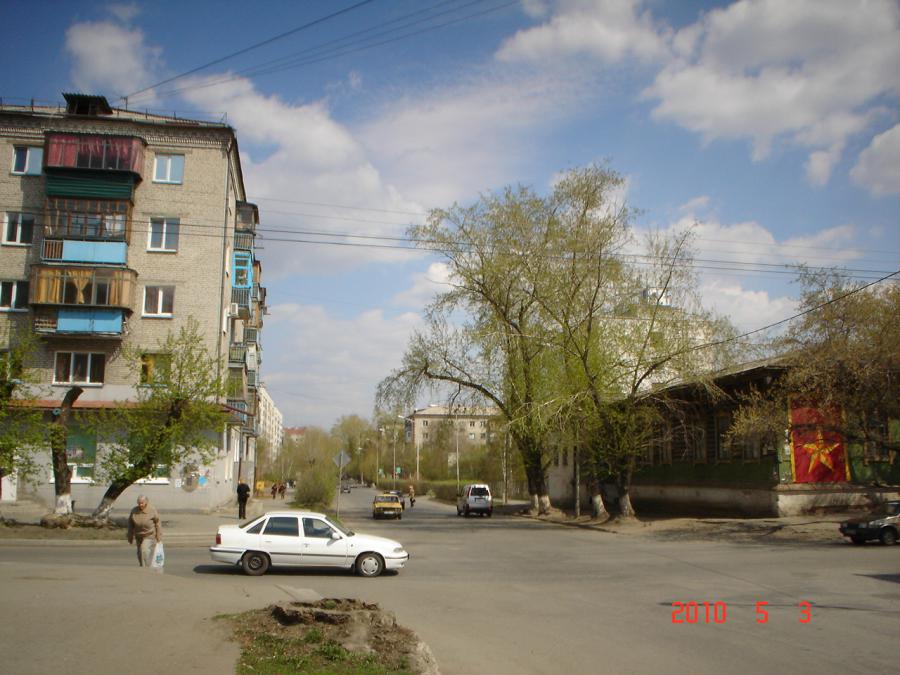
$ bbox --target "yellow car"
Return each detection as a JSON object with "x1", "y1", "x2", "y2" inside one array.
[{"x1": 373, "y1": 493, "x2": 403, "y2": 520}]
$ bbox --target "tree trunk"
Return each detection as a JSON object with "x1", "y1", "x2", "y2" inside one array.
[
  {"x1": 50, "y1": 387, "x2": 83, "y2": 515},
  {"x1": 616, "y1": 473, "x2": 636, "y2": 520},
  {"x1": 591, "y1": 493, "x2": 609, "y2": 520},
  {"x1": 92, "y1": 473, "x2": 145, "y2": 520}
]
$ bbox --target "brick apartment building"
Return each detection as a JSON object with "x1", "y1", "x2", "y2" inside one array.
[{"x1": 0, "y1": 93, "x2": 273, "y2": 509}]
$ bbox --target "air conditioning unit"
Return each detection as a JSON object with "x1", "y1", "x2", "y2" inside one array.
[{"x1": 228, "y1": 302, "x2": 239, "y2": 317}]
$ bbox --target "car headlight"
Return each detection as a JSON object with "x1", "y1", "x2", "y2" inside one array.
[{"x1": 393, "y1": 547, "x2": 405, "y2": 554}]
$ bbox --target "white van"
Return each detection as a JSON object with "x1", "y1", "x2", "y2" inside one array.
[{"x1": 457, "y1": 483, "x2": 493, "y2": 517}]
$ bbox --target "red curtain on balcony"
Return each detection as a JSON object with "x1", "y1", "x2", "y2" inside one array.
[
  {"x1": 45, "y1": 134, "x2": 143, "y2": 173},
  {"x1": 46, "y1": 133, "x2": 80, "y2": 167}
]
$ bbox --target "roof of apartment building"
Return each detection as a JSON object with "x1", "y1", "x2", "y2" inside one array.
[{"x1": 410, "y1": 405, "x2": 501, "y2": 418}]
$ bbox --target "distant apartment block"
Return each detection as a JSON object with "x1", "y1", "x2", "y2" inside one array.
[
  {"x1": 406, "y1": 405, "x2": 500, "y2": 451},
  {"x1": 256, "y1": 386, "x2": 283, "y2": 458}
]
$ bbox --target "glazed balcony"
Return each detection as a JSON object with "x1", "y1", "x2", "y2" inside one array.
[
  {"x1": 30, "y1": 266, "x2": 137, "y2": 309},
  {"x1": 41, "y1": 239, "x2": 127, "y2": 264},
  {"x1": 44, "y1": 197, "x2": 131, "y2": 243},
  {"x1": 45, "y1": 133, "x2": 145, "y2": 176},
  {"x1": 235, "y1": 201, "x2": 258, "y2": 233}
]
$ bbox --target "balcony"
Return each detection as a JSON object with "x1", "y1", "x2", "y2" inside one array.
[
  {"x1": 228, "y1": 345, "x2": 247, "y2": 367},
  {"x1": 44, "y1": 198, "x2": 131, "y2": 243},
  {"x1": 45, "y1": 133, "x2": 145, "y2": 177},
  {"x1": 247, "y1": 369, "x2": 258, "y2": 390},
  {"x1": 226, "y1": 399, "x2": 248, "y2": 425},
  {"x1": 30, "y1": 266, "x2": 137, "y2": 309},
  {"x1": 234, "y1": 231, "x2": 254, "y2": 251},
  {"x1": 243, "y1": 327, "x2": 259, "y2": 345},
  {"x1": 42, "y1": 239, "x2": 127, "y2": 264},
  {"x1": 231, "y1": 287, "x2": 251, "y2": 318},
  {"x1": 33, "y1": 307, "x2": 126, "y2": 338},
  {"x1": 236, "y1": 201, "x2": 258, "y2": 233}
]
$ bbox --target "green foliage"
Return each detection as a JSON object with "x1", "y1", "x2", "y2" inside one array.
[
  {"x1": 291, "y1": 460, "x2": 336, "y2": 510},
  {"x1": 0, "y1": 327, "x2": 49, "y2": 486},
  {"x1": 89, "y1": 317, "x2": 227, "y2": 486}
]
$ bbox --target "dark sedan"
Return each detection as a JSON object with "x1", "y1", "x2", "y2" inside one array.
[{"x1": 839, "y1": 500, "x2": 899, "y2": 545}]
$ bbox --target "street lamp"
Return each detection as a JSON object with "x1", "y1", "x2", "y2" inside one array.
[{"x1": 397, "y1": 415, "x2": 416, "y2": 482}]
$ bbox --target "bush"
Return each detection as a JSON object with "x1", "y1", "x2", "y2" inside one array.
[{"x1": 291, "y1": 465, "x2": 335, "y2": 509}]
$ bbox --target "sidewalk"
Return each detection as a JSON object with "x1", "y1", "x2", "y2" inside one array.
[{"x1": 0, "y1": 495, "x2": 274, "y2": 546}]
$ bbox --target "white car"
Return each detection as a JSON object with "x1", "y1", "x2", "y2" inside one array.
[{"x1": 209, "y1": 510, "x2": 409, "y2": 577}]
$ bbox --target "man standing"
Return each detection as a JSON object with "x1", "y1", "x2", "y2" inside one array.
[
  {"x1": 127, "y1": 495, "x2": 162, "y2": 568},
  {"x1": 236, "y1": 478, "x2": 251, "y2": 519}
]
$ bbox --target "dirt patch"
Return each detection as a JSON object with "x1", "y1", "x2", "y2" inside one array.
[
  {"x1": 522, "y1": 511, "x2": 847, "y2": 545},
  {"x1": 0, "y1": 516, "x2": 125, "y2": 540},
  {"x1": 225, "y1": 598, "x2": 439, "y2": 675}
]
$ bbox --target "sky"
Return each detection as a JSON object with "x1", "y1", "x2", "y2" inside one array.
[{"x1": 2, "y1": 0, "x2": 898, "y2": 429}]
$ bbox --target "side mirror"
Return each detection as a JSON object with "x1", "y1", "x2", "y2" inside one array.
[{"x1": 331, "y1": 531, "x2": 342, "y2": 540}]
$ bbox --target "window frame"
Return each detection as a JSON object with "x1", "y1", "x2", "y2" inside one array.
[
  {"x1": 12, "y1": 146, "x2": 43, "y2": 176},
  {"x1": 148, "y1": 217, "x2": 180, "y2": 252},
  {"x1": 143, "y1": 285, "x2": 175, "y2": 317},
  {"x1": 0, "y1": 280, "x2": 29, "y2": 311},
  {"x1": 3, "y1": 212, "x2": 35, "y2": 246},
  {"x1": 53, "y1": 351, "x2": 105, "y2": 385},
  {"x1": 152, "y1": 154, "x2": 184, "y2": 184}
]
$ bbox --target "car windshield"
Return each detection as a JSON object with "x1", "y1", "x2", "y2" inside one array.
[
  {"x1": 378, "y1": 495, "x2": 400, "y2": 503},
  {"x1": 471, "y1": 487, "x2": 489, "y2": 496},
  {"x1": 325, "y1": 515, "x2": 353, "y2": 536}
]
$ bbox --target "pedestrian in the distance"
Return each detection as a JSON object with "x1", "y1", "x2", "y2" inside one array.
[
  {"x1": 278, "y1": 482, "x2": 286, "y2": 499},
  {"x1": 236, "y1": 478, "x2": 251, "y2": 519},
  {"x1": 271, "y1": 483, "x2": 277, "y2": 499},
  {"x1": 126, "y1": 494, "x2": 162, "y2": 568}
]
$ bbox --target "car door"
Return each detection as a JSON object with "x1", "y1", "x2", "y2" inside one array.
[
  {"x1": 300, "y1": 517, "x2": 349, "y2": 568},
  {"x1": 260, "y1": 516, "x2": 303, "y2": 567}
]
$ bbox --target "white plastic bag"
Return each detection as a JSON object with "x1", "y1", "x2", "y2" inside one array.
[{"x1": 150, "y1": 542, "x2": 165, "y2": 571}]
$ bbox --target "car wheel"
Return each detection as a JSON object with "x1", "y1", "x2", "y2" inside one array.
[
  {"x1": 356, "y1": 552, "x2": 384, "y2": 578},
  {"x1": 241, "y1": 551, "x2": 270, "y2": 576},
  {"x1": 398, "y1": 512, "x2": 402, "y2": 520},
  {"x1": 850, "y1": 536, "x2": 866, "y2": 545},
  {"x1": 456, "y1": 507, "x2": 462, "y2": 516},
  {"x1": 464, "y1": 505, "x2": 470, "y2": 517},
  {"x1": 879, "y1": 528, "x2": 897, "y2": 546}
]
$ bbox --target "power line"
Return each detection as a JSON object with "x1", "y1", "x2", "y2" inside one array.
[
  {"x1": 122, "y1": 0, "x2": 376, "y2": 101},
  {"x1": 130, "y1": 0, "x2": 519, "y2": 104}
]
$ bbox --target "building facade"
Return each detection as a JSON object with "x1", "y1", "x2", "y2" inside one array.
[
  {"x1": 406, "y1": 405, "x2": 499, "y2": 451},
  {"x1": 256, "y1": 385, "x2": 283, "y2": 459},
  {"x1": 0, "y1": 94, "x2": 267, "y2": 509}
]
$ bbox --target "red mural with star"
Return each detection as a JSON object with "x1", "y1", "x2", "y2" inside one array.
[{"x1": 789, "y1": 401, "x2": 850, "y2": 483}]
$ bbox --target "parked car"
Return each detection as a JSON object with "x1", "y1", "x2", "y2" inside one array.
[
  {"x1": 388, "y1": 489, "x2": 406, "y2": 509},
  {"x1": 340, "y1": 481, "x2": 351, "y2": 493},
  {"x1": 839, "y1": 500, "x2": 899, "y2": 545},
  {"x1": 209, "y1": 510, "x2": 408, "y2": 577},
  {"x1": 457, "y1": 483, "x2": 493, "y2": 517},
  {"x1": 373, "y1": 493, "x2": 403, "y2": 520}
]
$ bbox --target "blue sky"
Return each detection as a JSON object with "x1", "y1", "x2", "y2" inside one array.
[{"x1": 2, "y1": 0, "x2": 898, "y2": 428}]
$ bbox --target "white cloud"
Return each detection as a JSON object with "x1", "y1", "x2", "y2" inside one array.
[
  {"x1": 360, "y1": 71, "x2": 578, "y2": 206},
  {"x1": 851, "y1": 123, "x2": 900, "y2": 195},
  {"x1": 65, "y1": 20, "x2": 162, "y2": 100},
  {"x1": 497, "y1": 0, "x2": 670, "y2": 64},
  {"x1": 644, "y1": 0, "x2": 900, "y2": 183},
  {"x1": 263, "y1": 303, "x2": 422, "y2": 426},
  {"x1": 107, "y1": 3, "x2": 140, "y2": 23},
  {"x1": 699, "y1": 281, "x2": 797, "y2": 332},
  {"x1": 392, "y1": 263, "x2": 453, "y2": 308},
  {"x1": 180, "y1": 76, "x2": 426, "y2": 279},
  {"x1": 678, "y1": 195, "x2": 710, "y2": 214}
]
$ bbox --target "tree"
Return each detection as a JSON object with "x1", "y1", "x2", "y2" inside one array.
[
  {"x1": 378, "y1": 184, "x2": 562, "y2": 513},
  {"x1": 89, "y1": 319, "x2": 228, "y2": 519},
  {"x1": 520, "y1": 168, "x2": 738, "y2": 518},
  {"x1": 331, "y1": 414, "x2": 373, "y2": 482},
  {"x1": 0, "y1": 328, "x2": 46, "y2": 505},
  {"x1": 732, "y1": 269, "x2": 900, "y2": 458}
]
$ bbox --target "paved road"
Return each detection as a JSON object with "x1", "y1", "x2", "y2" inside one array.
[{"x1": 1, "y1": 487, "x2": 898, "y2": 674}]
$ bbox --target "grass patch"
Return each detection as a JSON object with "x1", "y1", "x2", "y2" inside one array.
[{"x1": 227, "y1": 602, "x2": 418, "y2": 675}]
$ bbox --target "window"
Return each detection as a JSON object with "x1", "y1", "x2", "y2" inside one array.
[
  {"x1": 233, "y1": 252, "x2": 253, "y2": 288},
  {"x1": 422, "y1": 420, "x2": 428, "y2": 427},
  {"x1": 140, "y1": 353, "x2": 171, "y2": 384},
  {"x1": 12, "y1": 146, "x2": 43, "y2": 175},
  {"x1": 149, "y1": 218, "x2": 179, "y2": 252},
  {"x1": 303, "y1": 518, "x2": 334, "y2": 539},
  {"x1": 153, "y1": 154, "x2": 184, "y2": 184},
  {"x1": 263, "y1": 516, "x2": 299, "y2": 537},
  {"x1": 468, "y1": 432, "x2": 475, "y2": 441},
  {"x1": 143, "y1": 286, "x2": 174, "y2": 316},
  {"x1": 54, "y1": 352, "x2": 105, "y2": 384},
  {"x1": 469, "y1": 421, "x2": 475, "y2": 427},
  {"x1": 3, "y1": 213, "x2": 35, "y2": 245},
  {"x1": 0, "y1": 281, "x2": 29, "y2": 310}
]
